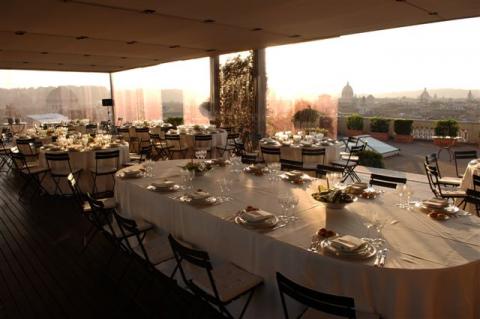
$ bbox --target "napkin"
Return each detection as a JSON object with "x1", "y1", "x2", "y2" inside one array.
[
  {"x1": 240, "y1": 209, "x2": 274, "y2": 223},
  {"x1": 330, "y1": 235, "x2": 364, "y2": 252},
  {"x1": 189, "y1": 190, "x2": 210, "y2": 200},
  {"x1": 286, "y1": 170, "x2": 303, "y2": 178},
  {"x1": 123, "y1": 168, "x2": 141, "y2": 176},
  {"x1": 422, "y1": 198, "x2": 448, "y2": 209}
]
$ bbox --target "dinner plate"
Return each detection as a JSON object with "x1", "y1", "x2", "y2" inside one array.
[
  {"x1": 118, "y1": 172, "x2": 143, "y2": 179},
  {"x1": 415, "y1": 202, "x2": 460, "y2": 215},
  {"x1": 235, "y1": 215, "x2": 279, "y2": 229},
  {"x1": 180, "y1": 195, "x2": 218, "y2": 206},
  {"x1": 146, "y1": 184, "x2": 180, "y2": 192},
  {"x1": 320, "y1": 239, "x2": 376, "y2": 259}
]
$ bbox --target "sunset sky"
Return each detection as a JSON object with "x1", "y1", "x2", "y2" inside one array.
[{"x1": 1, "y1": 17, "x2": 479, "y2": 101}]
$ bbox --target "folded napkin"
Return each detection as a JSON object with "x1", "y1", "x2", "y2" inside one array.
[
  {"x1": 286, "y1": 170, "x2": 303, "y2": 178},
  {"x1": 240, "y1": 209, "x2": 274, "y2": 223},
  {"x1": 422, "y1": 198, "x2": 448, "y2": 209},
  {"x1": 330, "y1": 235, "x2": 364, "y2": 252},
  {"x1": 152, "y1": 180, "x2": 174, "y2": 188},
  {"x1": 123, "y1": 168, "x2": 141, "y2": 176}
]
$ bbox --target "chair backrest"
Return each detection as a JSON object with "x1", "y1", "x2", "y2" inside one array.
[
  {"x1": 16, "y1": 138, "x2": 36, "y2": 155},
  {"x1": 276, "y1": 272, "x2": 356, "y2": 319},
  {"x1": 425, "y1": 153, "x2": 441, "y2": 177},
  {"x1": 424, "y1": 163, "x2": 441, "y2": 197},
  {"x1": 465, "y1": 188, "x2": 480, "y2": 216},
  {"x1": 473, "y1": 175, "x2": 480, "y2": 190},
  {"x1": 227, "y1": 132, "x2": 240, "y2": 141},
  {"x1": 95, "y1": 149, "x2": 120, "y2": 172},
  {"x1": 165, "y1": 134, "x2": 181, "y2": 141},
  {"x1": 112, "y1": 210, "x2": 143, "y2": 253},
  {"x1": 10, "y1": 149, "x2": 29, "y2": 172},
  {"x1": 280, "y1": 159, "x2": 304, "y2": 171},
  {"x1": 454, "y1": 150, "x2": 477, "y2": 177},
  {"x1": 45, "y1": 152, "x2": 73, "y2": 175},
  {"x1": 316, "y1": 164, "x2": 344, "y2": 178},
  {"x1": 302, "y1": 147, "x2": 326, "y2": 165},
  {"x1": 168, "y1": 235, "x2": 221, "y2": 301},
  {"x1": 261, "y1": 146, "x2": 281, "y2": 155},
  {"x1": 194, "y1": 134, "x2": 212, "y2": 141},
  {"x1": 85, "y1": 193, "x2": 117, "y2": 237},
  {"x1": 369, "y1": 173, "x2": 407, "y2": 189}
]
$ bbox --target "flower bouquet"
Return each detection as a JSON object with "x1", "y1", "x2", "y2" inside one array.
[{"x1": 182, "y1": 160, "x2": 212, "y2": 176}]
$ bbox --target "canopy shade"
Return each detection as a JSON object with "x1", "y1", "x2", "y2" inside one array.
[
  {"x1": 0, "y1": 0, "x2": 479, "y2": 72},
  {"x1": 26, "y1": 113, "x2": 69, "y2": 124}
]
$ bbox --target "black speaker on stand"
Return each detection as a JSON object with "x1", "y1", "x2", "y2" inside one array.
[{"x1": 102, "y1": 98, "x2": 114, "y2": 133}]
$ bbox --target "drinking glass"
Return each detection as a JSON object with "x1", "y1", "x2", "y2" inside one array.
[
  {"x1": 404, "y1": 185, "x2": 414, "y2": 210},
  {"x1": 288, "y1": 195, "x2": 299, "y2": 221},
  {"x1": 218, "y1": 178, "x2": 233, "y2": 202},
  {"x1": 396, "y1": 184, "x2": 405, "y2": 208},
  {"x1": 277, "y1": 195, "x2": 291, "y2": 225}
]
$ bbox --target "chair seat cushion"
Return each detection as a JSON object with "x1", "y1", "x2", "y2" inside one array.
[
  {"x1": 133, "y1": 235, "x2": 173, "y2": 265},
  {"x1": 438, "y1": 177, "x2": 461, "y2": 186},
  {"x1": 83, "y1": 197, "x2": 117, "y2": 213},
  {"x1": 191, "y1": 263, "x2": 263, "y2": 303},
  {"x1": 51, "y1": 168, "x2": 82, "y2": 177}
]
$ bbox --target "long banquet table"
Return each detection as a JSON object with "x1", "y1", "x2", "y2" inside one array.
[{"x1": 115, "y1": 160, "x2": 480, "y2": 319}]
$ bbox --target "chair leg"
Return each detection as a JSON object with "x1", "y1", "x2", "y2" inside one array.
[{"x1": 238, "y1": 289, "x2": 256, "y2": 319}]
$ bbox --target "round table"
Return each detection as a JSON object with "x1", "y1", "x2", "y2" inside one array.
[
  {"x1": 114, "y1": 160, "x2": 480, "y2": 318},
  {"x1": 39, "y1": 144, "x2": 130, "y2": 194}
]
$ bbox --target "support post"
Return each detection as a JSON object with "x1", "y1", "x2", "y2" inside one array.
[
  {"x1": 109, "y1": 72, "x2": 116, "y2": 125},
  {"x1": 253, "y1": 49, "x2": 267, "y2": 137},
  {"x1": 209, "y1": 56, "x2": 220, "y2": 122}
]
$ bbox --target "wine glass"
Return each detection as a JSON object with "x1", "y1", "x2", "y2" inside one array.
[
  {"x1": 404, "y1": 184, "x2": 414, "y2": 210},
  {"x1": 288, "y1": 195, "x2": 299, "y2": 221},
  {"x1": 277, "y1": 195, "x2": 291, "y2": 225},
  {"x1": 396, "y1": 184, "x2": 405, "y2": 208}
]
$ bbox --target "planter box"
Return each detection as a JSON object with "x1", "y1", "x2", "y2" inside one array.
[
  {"x1": 346, "y1": 129, "x2": 363, "y2": 137},
  {"x1": 394, "y1": 134, "x2": 413, "y2": 143},
  {"x1": 433, "y1": 137, "x2": 458, "y2": 148},
  {"x1": 370, "y1": 132, "x2": 389, "y2": 141}
]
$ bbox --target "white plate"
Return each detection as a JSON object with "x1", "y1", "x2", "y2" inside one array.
[
  {"x1": 118, "y1": 172, "x2": 143, "y2": 179},
  {"x1": 147, "y1": 184, "x2": 180, "y2": 192},
  {"x1": 320, "y1": 239, "x2": 376, "y2": 259},
  {"x1": 180, "y1": 195, "x2": 218, "y2": 206},
  {"x1": 235, "y1": 215, "x2": 279, "y2": 229}
]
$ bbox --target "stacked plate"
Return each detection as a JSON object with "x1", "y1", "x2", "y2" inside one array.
[
  {"x1": 120, "y1": 168, "x2": 142, "y2": 178},
  {"x1": 185, "y1": 190, "x2": 217, "y2": 205},
  {"x1": 235, "y1": 208, "x2": 279, "y2": 230},
  {"x1": 416, "y1": 198, "x2": 459, "y2": 220},
  {"x1": 320, "y1": 235, "x2": 376, "y2": 259}
]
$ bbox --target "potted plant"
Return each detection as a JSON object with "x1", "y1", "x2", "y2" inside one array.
[
  {"x1": 358, "y1": 150, "x2": 385, "y2": 168},
  {"x1": 346, "y1": 114, "x2": 363, "y2": 137},
  {"x1": 394, "y1": 119, "x2": 414, "y2": 143},
  {"x1": 369, "y1": 117, "x2": 390, "y2": 141},
  {"x1": 292, "y1": 107, "x2": 321, "y2": 130},
  {"x1": 433, "y1": 119, "x2": 460, "y2": 148},
  {"x1": 165, "y1": 117, "x2": 184, "y2": 129}
]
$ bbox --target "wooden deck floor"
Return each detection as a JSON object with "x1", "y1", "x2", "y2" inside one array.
[{"x1": 0, "y1": 171, "x2": 222, "y2": 319}]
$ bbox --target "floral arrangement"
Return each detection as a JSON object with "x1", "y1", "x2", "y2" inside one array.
[{"x1": 182, "y1": 160, "x2": 212, "y2": 173}]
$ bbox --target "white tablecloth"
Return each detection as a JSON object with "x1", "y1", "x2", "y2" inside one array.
[
  {"x1": 115, "y1": 160, "x2": 480, "y2": 319},
  {"x1": 165, "y1": 131, "x2": 228, "y2": 158},
  {"x1": 260, "y1": 143, "x2": 342, "y2": 165},
  {"x1": 39, "y1": 145, "x2": 130, "y2": 194}
]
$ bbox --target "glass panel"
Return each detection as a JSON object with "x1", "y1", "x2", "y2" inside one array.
[
  {"x1": 112, "y1": 57, "x2": 210, "y2": 125},
  {"x1": 0, "y1": 69, "x2": 110, "y2": 125}
]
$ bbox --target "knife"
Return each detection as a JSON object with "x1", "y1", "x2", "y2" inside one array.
[{"x1": 379, "y1": 248, "x2": 388, "y2": 267}]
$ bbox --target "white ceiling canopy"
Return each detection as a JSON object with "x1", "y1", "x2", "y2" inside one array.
[{"x1": 0, "y1": 0, "x2": 478, "y2": 72}]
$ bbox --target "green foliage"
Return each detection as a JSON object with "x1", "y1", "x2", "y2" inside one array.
[
  {"x1": 219, "y1": 52, "x2": 255, "y2": 143},
  {"x1": 164, "y1": 117, "x2": 184, "y2": 127},
  {"x1": 358, "y1": 150, "x2": 385, "y2": 168},
  {"x1": 434, "y1": 119, "x2": 459, "y2": 137},
  {"x1": 292, "y1": 107, "x2": 321, "y2": 128},
  {"x1": 346, "y1": 114, "x2": 363, "y2": 130},
  {"x1": 370, "y1": 117, "x2": 390, "y2": 133},
  {"x1": 394, "y1": 119, "x2": 413, "y2": 135}
]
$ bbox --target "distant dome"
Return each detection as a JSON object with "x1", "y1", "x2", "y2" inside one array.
[
  {"x1": 341, "y1": 82, "x2": 354, "y2": 100},
  {"x1": 419, "y1": 88, "x2": 431, "y2": 102}
]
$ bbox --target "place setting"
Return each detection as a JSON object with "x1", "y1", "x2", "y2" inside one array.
[
  {"x1": 279, "y1": 170, "x2": 314, "y2": 185},
  {"x1": 230, "y1": 205, "x2": 286, "y2": 232},
  {"x1": 413, "y1": 198, "x2": 471, "y2": 221},
  {"x1": 117, "y1": 167, "x2": 145, "y2": 179},
  {"x1": 146, "y1": 179, "x2": 181, "y2": 193},
  {"x1": 174, "y1": 188, "x2": 221, "y2": 207}
]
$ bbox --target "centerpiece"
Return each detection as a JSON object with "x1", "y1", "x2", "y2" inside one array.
[
  {"x1": 312, "y1": 188, "x2": 357, "y2": 209},
  {"x1": 182, "y1": 160, "x2": 212, "y2": 176}
]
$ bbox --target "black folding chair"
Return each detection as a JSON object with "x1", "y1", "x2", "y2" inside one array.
[
  {"x1": 168, "y1": 235, "x2": 263, "y2": 319},
  {"x1": 280, "y1": 159, "x2": 305, "y2": 172},
  {"x1": 369, "y1": 173, "x2": 407, "y2": 189},
  {"x1": 217, "y1": 132, "x2": 240, "y2": 157},
  {"x1": 90, "y1": 150, "x2": 119, "y2": 197},
  {"x1": 261, "y1": 146, "x2": 281, "y2": 163},
  {"x1": 331, "y1": 144, "x2": 364, "y2": 182},
  {"x1": 45, "y1": 152, "x2": 82, "y2": 195},
  {"x1": 302, "y1": 148, "x2": 326, "y2": 167},
  {"x1": 10, "y1": 150, "x2": 49, "y2": 201},
  {"x1": 193, "y1": 134, "x2": 213, "y2": 158},
  {"x1": 149, "y1": 133, "x2": 170, "y2": 160},
  {"x1": 85, "y1": 123, "x2": 97, "y2": 135},
  {"x1": 473, "y1": 175, "x2": 480, "y2": 191},
  {"x1": 453, "y1": 150, "x2": 477, "y2": 178},
  {"x1": 165, "y1": 134, "x2": 188, "y2": 159},
  {"x1": 241, "y1": 154, "x2": 260, "y2": 164},
  {"x1": 0, "y1": 135, "x2": 13, "y2": 172},
  {"x1": 424, "y1": 163, "x2": 466, "y2": 206},
  {"x1": 465, "y1": 188, "x2": 480, "y2": 217},
  {"x1": 276, "y1": 272, "x2": 357, "y2": 319},
  {"x1": 425, "y1": 153, "x2": 461, "y2": 187}
]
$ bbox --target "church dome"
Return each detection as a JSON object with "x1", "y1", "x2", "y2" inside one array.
[{"x1": 341, "y1": 82, "x2": 354, "y2": 100}]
